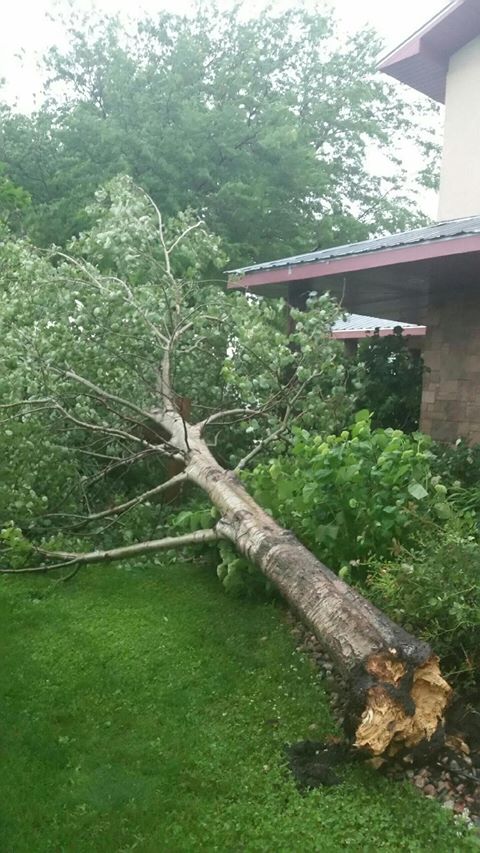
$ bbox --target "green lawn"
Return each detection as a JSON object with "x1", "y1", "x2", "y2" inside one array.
[{"x1": 0, "y1": 559, "x2": 476, "y2": 852}]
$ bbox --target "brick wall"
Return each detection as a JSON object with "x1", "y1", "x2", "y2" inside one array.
[{"x1": 420, "y1": 298, "x2": 480, "y2": 444}]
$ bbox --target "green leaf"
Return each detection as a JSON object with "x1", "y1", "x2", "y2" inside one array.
[
  {"x1": 354, "y1": 409, "x2": 371, "y2": 424},
  {"x1": 407, "y1": 482, "x2": 429, "y2": 501},
  {"x1": 434, "y1": 502, "x2": 453, "y2": 520}
]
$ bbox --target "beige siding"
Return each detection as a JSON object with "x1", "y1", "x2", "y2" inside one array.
[{"x1": 438, "y1": 35, "x2": 480, "y2": 221}]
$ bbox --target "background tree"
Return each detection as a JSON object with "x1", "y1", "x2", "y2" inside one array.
[
  {"x1": 0, "y1": 4, "x2": 438, "y2": 263},
  {"x1": 0, "y1": 177, "x2": 450, "y2": 757},
  {"x1": 0, "y1": 163, "x2": 30, "y2": 235}
]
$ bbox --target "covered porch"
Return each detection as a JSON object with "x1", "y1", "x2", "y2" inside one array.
[{"x1": 228, "y1": 216, "x2": 480, "y2": 443}]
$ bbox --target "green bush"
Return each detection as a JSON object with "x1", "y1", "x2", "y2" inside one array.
[
  {"x1": 367, "y1": 523, "x2": 480, "y2": 685},
  {"x1": 170, "y1": 504, "x2": 272, "y2": 598},
  {"x1": 247, "y1": 416, "x2": 479, "y2": 686},
  {"x1": 216, "y1": 541, "x2": 274, "y2": 598},
  {"x1": 432, "y1": 438, "x2": 480, "y2": 490},
  {"x1": 356, "y1": 328, "x2": 424, "y2": 432},
  {"x1": 246, "y1": 412, "x2": 450, "y2": 580}
]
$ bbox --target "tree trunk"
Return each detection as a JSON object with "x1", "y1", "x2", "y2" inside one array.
[{"x1": 186, "y1": 431, "x2": 451, "y2": 757}]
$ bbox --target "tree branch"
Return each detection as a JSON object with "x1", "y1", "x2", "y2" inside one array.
[
  {"x1": 55, "y1": 255, "x2": 170, "y2": 347},
  {"x1": 168, "y1": 221, "x2": 202, "y2": 255},
  {"x1": 49, "y1": 473, "x2": 188, "y2": 524},
  {"x1": 197, "y1": 408, "x2": 260, "y2": 434},
  {"x1": 61, "y1": 370, "x2": 154, "y2": 423},
  {"x1": 50, "y1": 400, "x2": 185, "y2": 461},
  {"x1": 1, "y1": 528, "x2": 220, "y2": 574},
  {"x1": 234, "y1": 423, "x2": 290, "y2": 472}
]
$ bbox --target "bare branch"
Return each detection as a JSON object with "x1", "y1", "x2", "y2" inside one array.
[
  {"x1": 234, "y1": 423, "x2": 289, "y2": 472},
  {"x1": 49, "y1": 473, "x2": 187, "y2": 523},
  {"x1": 0, "y1": 528, "x2": 220, "y2": 574},
  {"x1": 62, "y1": 370, "x2": 153, "y2": 422},
  {"x1": 233, "y1": 371, "x2": 323, "y2": 472},
  {"x1": 48, "y1": 397, "x2": 184, "y2": 461},
  {"x1": 82, "y1": 448, "x2": 157, "y2": 488},
  {"x1": 55, "y1": 255, "x2": 170, "y2": 347},
  {"x1": 53, "y1": 402, "x2": 160, "y2": 450},
  {"x1": 158, "y1": 319, "x2": 195, "y2": 409},
  {"x1": 0, "y1": 398, "x2": 51, "y2": 410},
  {"x1": 197, "y1": 408, "x2": 260, "y2": 434},
  {"x1": 134, "y1": 184, "x2": 202, "y2": 274},
  {"x1": 53, "y1": 446, "x2": 123, "y2": 463},
  {"x1": 140, "y1": 189, "x2": 172, "y2": 276},
  {"x1": 168, "y1": 221, "x2": 202, "y2": 255}
]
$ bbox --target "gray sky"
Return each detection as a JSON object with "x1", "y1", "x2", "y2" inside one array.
[{"x1": 1, "y1": 0, "x2": 446, "y2": 110}]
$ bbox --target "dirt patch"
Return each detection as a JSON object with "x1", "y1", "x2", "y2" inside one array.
[{"x1": 285, "y1": 740, "x2": 348, "y2": 790}]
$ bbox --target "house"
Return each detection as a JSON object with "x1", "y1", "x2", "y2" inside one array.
[{"x1": 228, "y1": 0, "x2": 480, "y2": 445}]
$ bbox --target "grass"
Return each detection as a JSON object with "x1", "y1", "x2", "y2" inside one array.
[{"x1": 0, "y1": 557, "x2": 477, "y2": 852}]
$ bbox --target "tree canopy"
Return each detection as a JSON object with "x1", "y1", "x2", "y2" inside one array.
[
  {"x1": 0, "y1": 4, "x2": 438, "y2": 265},
  {"x1": 0, "y1": 175, "x2": 356, "y2": 555}
]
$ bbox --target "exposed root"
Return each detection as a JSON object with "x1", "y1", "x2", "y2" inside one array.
[{"x1": 355, "y1": 656, "x2": 452, "y2": 756}]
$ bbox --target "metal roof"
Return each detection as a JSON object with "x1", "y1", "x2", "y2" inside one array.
[
  {"x1": 228, "y1": 215, "x2": 480, "y2": 277},
  {"x1": 332, "y1": 314, "x2": 424, "y2": 333}
]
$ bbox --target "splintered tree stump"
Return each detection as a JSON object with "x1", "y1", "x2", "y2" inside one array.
[
  {"x1": 353, "y1": 652, "x2": 451, "y2": 756},
  {"x1": 187, "y1": 437, "x2": 452, "y2": 758}
]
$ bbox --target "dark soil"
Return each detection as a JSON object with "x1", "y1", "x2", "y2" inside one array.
[{"x1": 285, "y1": 740, "x2": 348, "y2": 790}]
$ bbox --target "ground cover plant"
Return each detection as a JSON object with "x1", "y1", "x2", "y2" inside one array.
[
  {"x1": 368, "y1": 524, "x2": 480, "y2": 686},
  {"x1": 0, "y1": 560, "x2": 476, "y2": 852}
]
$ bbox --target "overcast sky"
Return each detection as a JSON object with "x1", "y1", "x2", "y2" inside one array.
[{"x1": 1, "y1": 0, "x2": 446, "y2": 109}]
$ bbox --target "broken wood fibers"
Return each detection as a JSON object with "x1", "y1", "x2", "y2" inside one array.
[{"x1": 355, "y1": 653, "x2": 452, "y2": 756}]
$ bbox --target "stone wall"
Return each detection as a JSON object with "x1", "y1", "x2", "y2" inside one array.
[{"x1": 420, "y1": 297, "x2": 480, "y2": 444}]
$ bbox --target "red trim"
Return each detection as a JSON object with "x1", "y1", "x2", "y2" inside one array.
[
  {"x1": 333, "y1": 326, "x2": 426, "y2": 340},
  {"x1": 228, "y1": 234, "x2": 480, "y2": 290}
]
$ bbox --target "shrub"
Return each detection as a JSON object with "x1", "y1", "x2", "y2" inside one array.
[
  {"x1": 215, "y1": 541, "x2": 274, "y2": 598},
  {"x1": 246, "y1": 412, "x2": 449, "y2": 580},
  {"x1": 169, "y1": 501, "x2": 271, "y2": 597},
  {"x1": 431, "y1": 438, "x2": 480, "y2": 490},
  {"x1": 355, "y1": 328, "x2": 424, "y2": 432},
  {"x1": 367, "y1": 523, "x2": 480, "y2": 686}
]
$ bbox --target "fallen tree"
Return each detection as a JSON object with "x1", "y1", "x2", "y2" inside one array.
[{"x1": 0, "y1": 177, "x2": 451, "y2": 756}]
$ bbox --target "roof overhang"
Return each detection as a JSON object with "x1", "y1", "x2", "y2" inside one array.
[
  {"x1": 228, "y1": 234, "x2": 480, "y2": 325},
  {"x1": 378, "y1": 0, "x2": 480, "y2": 102},
  {"x1": 333, "y1": 326, "x2": 426, "y2": 340}
]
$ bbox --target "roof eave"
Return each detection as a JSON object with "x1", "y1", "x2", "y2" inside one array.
[
  {"x1": 333, "y1": 326, "x2": 426, "y2": 340},
  {"x1": 378, "y1": 48, "x2": 448, "y2": 104},
  {"x1": 227, "y1": 234, "x2": 480, "y2": 291},
  {"x1": 376, "y1": 0, "x2": 480, "y2": 103}
]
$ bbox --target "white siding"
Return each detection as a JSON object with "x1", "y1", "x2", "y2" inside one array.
[{"x1": 438, "y1": 34, "x2": 480, "y2": 220}]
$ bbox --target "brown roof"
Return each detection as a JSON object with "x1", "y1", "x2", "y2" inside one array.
[{"x1": 378, "y1": 0, "x2": 480, "y2": 102}]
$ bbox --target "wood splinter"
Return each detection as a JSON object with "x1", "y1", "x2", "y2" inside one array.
[{"x1": 354, "y1": 653, "x2": 452, "y2": 757}]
